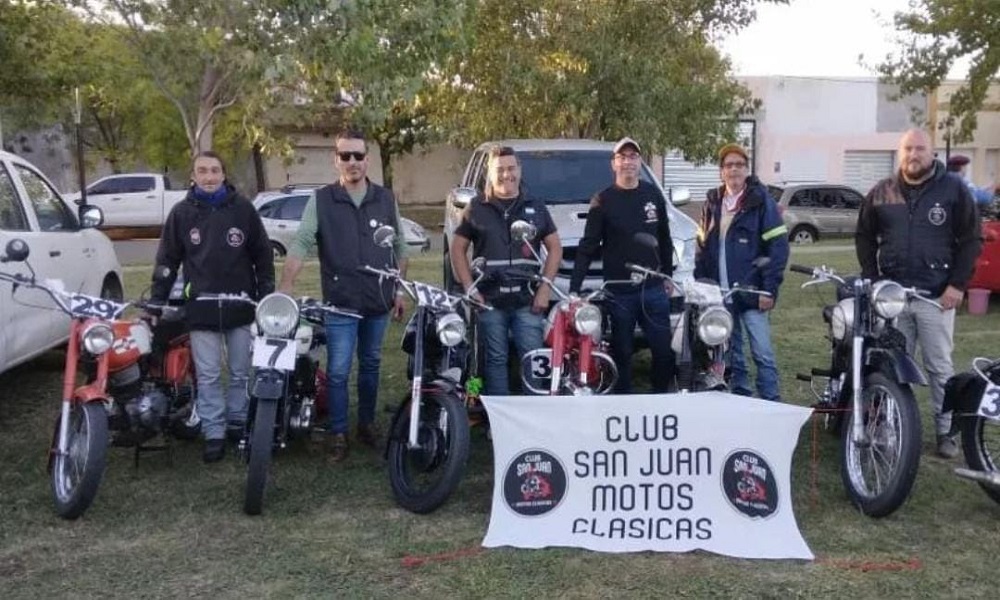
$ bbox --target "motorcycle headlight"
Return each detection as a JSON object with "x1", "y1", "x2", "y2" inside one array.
[
  {"x1": 831, "y1": 298, "x2": 855, "y2": 341},
  {"x1": 436, "y1": 312, "x2": 466, "y2": 347},
  {"x1": 872, "y1": 280, "x2": 906, "y2": 319},
  {"x1": 81, "y1": 322, "x2": 114, "y2": 355},
  {"x1": 696, "y1": 306, "x2": 733, "y2": 346},
  {"x1": 255, "y1": 293, "x2": 299, "y2": 337},
  {"x1": 573, "y1": 303, "x2": 602, "y2": 336}
]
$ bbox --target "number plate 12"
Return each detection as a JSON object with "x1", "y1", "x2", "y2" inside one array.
[
  {"x1": 252, "y1": 337, "x2": 296, "y2": 371},
  {"x1": 978, "y1": 382, "x2": 1000, "y2": 420}
]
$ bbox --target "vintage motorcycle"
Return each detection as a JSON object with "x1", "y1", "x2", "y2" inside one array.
[
  {"x1": 790, "y1": 263, "x2": 936, "y2": 517},
  {"x1": 943, "y1": 357, "x2": 1000, "y2": 505},
  {"x1": 0, "y1": 240, "x2": 202, "y2": 519},
  {"x1": 361, "y1": 225, "x2": 488, "y2": 513}
]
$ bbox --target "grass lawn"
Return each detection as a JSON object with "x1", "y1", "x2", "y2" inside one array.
[{"x1": 2, "y1": 247, "x2": 1000, "y2": 598}]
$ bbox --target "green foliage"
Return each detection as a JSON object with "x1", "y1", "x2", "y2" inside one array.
[{"x1": 878, "y1": 0, "x2": 1000, "y2": 143}]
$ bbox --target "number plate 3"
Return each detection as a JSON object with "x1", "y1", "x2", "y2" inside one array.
[
  {"x1": 978, "y1": 382, "x2": 1000, "y2": 420},
  {"x1": 252, "y1": 336, "x2": 296, "y2": 371}
]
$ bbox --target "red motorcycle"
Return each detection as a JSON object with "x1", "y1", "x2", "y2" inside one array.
[
  {"x1": 0, "y1": 239, "x2": 198, "y2": 519},
  {"x1": 507, "y1": 220, "x2": 619, "y2": 395}
]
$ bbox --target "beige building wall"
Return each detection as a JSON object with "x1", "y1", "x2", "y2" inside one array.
[{"x1": 932, "y1": 82, "x2": 1000, "y2": 187}]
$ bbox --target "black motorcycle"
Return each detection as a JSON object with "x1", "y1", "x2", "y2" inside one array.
[
  {"x1": 944, "y1": 357, "x2": 1000, "y2": 504},
  {"x1": 791, "y1": 263, "x2": 937, "y2": 517},
  {"x1": 361, "y1": 225, "x2": 489, "y2": 513}
]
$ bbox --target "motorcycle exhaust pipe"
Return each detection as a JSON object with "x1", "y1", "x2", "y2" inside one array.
[{"x1": 954, "y1": 467, "x2": 1000, "y2": 489}]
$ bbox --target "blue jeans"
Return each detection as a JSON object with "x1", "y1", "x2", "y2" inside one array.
[
  {"x1": 477, "y1": 306, "x2": 545, "y2": 395},
  {"x1": 609, "y1": 284, "x2": 675, "y2": 393},
  {"x1": 727, "y1": 308, "x2": 781, "y2": 401},
  {"x1": 190, "y1": 326, "x2": 252, "y2": 440},
  {"x1": 325, "y1": 312, "x2": 390, "y2": 435}
]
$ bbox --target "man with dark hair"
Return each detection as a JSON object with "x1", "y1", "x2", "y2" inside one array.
[
  {"x1": 450, "y1": 145, "x2": 561, "y2": 396},
  {"x1": 695, "y1": 143, "x2": 789, "y2": 402},
  {"x1": 151, "y1": 151, "x2": 275, "y2": 462},
  {"x1": 278, "y1": 127, "x2": 408, "y2": 463},
  {"x1": 857, "y1": 128, "x2": 982, "y2": 458},
  {"x1": 571, "y1": 137, "x2": 675, "y2": 393}
]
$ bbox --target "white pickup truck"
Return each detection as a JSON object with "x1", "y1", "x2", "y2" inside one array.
[{"x1": 65, "y1": 173, "x2": 187, "y2": 229}]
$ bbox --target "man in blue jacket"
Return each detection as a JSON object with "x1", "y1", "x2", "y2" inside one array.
[{"x1": 695, "y1": 143, "x2": 789, "y2": 402}]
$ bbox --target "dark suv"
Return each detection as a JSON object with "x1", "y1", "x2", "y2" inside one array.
[
  {"x1": 767, "y1": 183, "x2": 865, "y2": 244},
  {"x1": 442, "y1": 139, "x2": 697, "y2": 293}
]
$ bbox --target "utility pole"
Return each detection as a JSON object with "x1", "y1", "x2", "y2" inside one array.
[{"x1": 73, "y1": 88, "x2": 87, "y2": 204}]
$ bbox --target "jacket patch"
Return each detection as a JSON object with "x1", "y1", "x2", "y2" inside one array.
[
  {"x1": 928, "y1": 204, "x2": 947, "y2": 226},
  {"x1": 227, "y1": 227, "x2": 246, "y2": 247},
  {"x1": 190, "y1": 228, "x2": 202, "y2": 245}
]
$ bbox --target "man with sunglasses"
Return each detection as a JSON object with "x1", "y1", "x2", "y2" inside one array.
[
  {"x1": 695, "y1": 143, "x2": 789, "y2": 402},
  {"x1": 278, "y1": 127, "x2": 408, "y2": 463}
]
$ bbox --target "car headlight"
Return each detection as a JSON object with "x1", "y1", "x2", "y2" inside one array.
[
  {"x1": 436, "y1": 312, "x2": 466, "y2": 347},
  {"x1": 255, "y1": 293, "x2": 299, "y2": 337},
  {"x1": 831, "y1": 298, "x2": 855, "y2": 341},
  {"x1": 82, "y1": 322, "x2": 114, "y2": 355},
  {"x1": 872, "y1": 280, "x2": 906, "y2": 319},
  {"x1": 573, "y1": 303, "x2": 602, "y2": 336},
  {"x1": 696, "y1": 306, "x2": 733, "y2": 346}
]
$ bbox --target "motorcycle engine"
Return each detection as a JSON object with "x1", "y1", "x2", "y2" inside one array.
[{"x1": 125, "y1": 387, "x2": 170, "y2": 430}]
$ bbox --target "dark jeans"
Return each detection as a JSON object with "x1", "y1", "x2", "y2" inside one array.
[
  {"x1": 324, "y1": 312, "x2": 390, "y2": 435},
  {"x1": 609, "y1": 284, "x2": 676, "y2": 393},
  {"x1": 477, "y1": 305, "x2": 545, "y2": 395}
]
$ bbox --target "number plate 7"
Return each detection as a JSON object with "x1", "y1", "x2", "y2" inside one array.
[
  {"x1": 252, "y1": 337, "x2": 296, "y2": 371},
  {"x1": 978, "y1": 382, "x2": 1000, "y2": 420}
]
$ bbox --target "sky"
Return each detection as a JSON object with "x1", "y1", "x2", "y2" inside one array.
[{"x1": 718, "y1": 0, "x2": 968, "y2": 79}]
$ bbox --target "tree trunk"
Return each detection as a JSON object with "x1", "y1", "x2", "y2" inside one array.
[
  {"x1": 193, "y1": 64, "x2": 222, "y2": 153},
  {"x1": 380, "y1": 142, "x2": 394, "y2": 191},
  {"x1": 252, "y1": 142, "x2": 266, "y2": 193}
]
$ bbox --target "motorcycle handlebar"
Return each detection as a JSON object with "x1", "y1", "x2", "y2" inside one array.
[{"x1": 789, "y1": 264, "x2": 815, "y2": 275}]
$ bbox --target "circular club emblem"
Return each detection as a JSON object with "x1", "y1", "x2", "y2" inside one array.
[
  {"x1": 928, "y1": 204, "x2": 947, "y2": 226},
  {"x1": 721, "y1": 450, "x2": 779, "y2": 519},
  {"x1": 503, "y1": 449, "x2": 567, "y2": 517},
  {"x1": 189, "y1": 228, "x2": 202, "y2": 245},
  {"x1": 226, "y1": 227, "x2": 246, "y2": 247}
]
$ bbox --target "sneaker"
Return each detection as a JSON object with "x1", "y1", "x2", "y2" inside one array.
[
  {"x1": 937, "y1": 434, "x2": 960, "y2": 459},
  {"x1": 203, "y1": 439, "x2": 226, "y2": 463},
  {"x1": 327, "y1": 433, "x2": 349, "y2": 464},
  {"x1": 356, "y1": 422, "x2": 380, "y2": 448}
]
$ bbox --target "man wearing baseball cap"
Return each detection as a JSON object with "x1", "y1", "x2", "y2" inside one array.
[
  {"x1": 695, "y1": 142, "x2": 789, "y2": 401},
  {"x1": 946, "y1": 154, "x2": 994, "y2": 205}
]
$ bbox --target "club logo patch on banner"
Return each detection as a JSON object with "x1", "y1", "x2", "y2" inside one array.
[
  {"x1": 928, "y1": 204, "x2": 946, "y2": 226},
  {"x1": 226, "y1": 227, "x2": 246, "y2": 247},
  {"x1": 722, "y1": 450, "x2": 778, "y2": 519},
  {"x1": 189, "y1": 228, "x2": 202, "y2": 245},
  {"x1": 503, "y1": 449, "x2": 567, "y2": 516}
]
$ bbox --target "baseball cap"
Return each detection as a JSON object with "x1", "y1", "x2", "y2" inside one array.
[
  {"x1": 947, "y1": 155, "x2": 970, "y2": 168},
  {"x1": 612, "y1": 137, "x2": 641, "y2": 154},
  {"x1": 717, "y1": 143, "x2": 749, "y2": 166}
]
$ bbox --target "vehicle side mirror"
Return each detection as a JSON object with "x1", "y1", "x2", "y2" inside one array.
[
  {"x1": 78, "y1": 205, "x2": 104, "y2": 229},
  {"x1": 448, "y1": 187, "x2": 477, "y2": 209},
  {"x1": 629, "y1": 232, "x2": 661, "y2": 270},
  {"x1": 152, "y1": 265, "x2": 173, "y2": 282},
  {"x1": 510, "y1": 219, "x2": 537, "y2": 243},
  {"x1": 373, "y1": 224, "x2": 396, "y2": 248},
  {"x1": 751, "y1": 256, "x2": 771, "y2": 269},
  {"x1": 633, "y1": 232, "x2": 659, "y2": 249},
  {"x1": 669, "y1": 187, "x2": 691, "y2": 207},
  {"x1": 1, "y1": 238, "x2": 30, "y2": 263}
]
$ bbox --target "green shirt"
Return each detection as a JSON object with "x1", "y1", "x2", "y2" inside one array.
[{"x1": 289, "y1": 182, "x2": 410, "y2": 260}]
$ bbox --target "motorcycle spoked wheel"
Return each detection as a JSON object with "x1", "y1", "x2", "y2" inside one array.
[
  {"x1": 839, "y1": 372, "x2": 921, "y2": 518},
  {"x1": 959, "y1": 415, "x2": 1000, "y2": 505},
  {"x1": 244, "y1": 399, "x2": 278, "y2": 516},
  {"x1": 388, "y1": 390, "x2": 470, "y2": 514},
  {"x1": 50, "y1": 403, "x2": 109, "y2": 519}
]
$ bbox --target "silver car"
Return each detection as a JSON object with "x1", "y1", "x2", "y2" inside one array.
[
  {"x1": 767, "y1": 183, "x2": 864, "y2": 244},
  {"x1": 253, "y1": 189, "x2": 430, "y2": 257}
]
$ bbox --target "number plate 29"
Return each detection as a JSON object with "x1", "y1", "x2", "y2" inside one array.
[
  {"x1": 978, "y1": 382, "x2": 1000, "y2": 420},
  {"x1": 252, "y1": 337, "x2": 296, "y2": 371}
]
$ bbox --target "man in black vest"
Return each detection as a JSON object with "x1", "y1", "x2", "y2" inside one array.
[
  {"x1": 857, "y1": 128, "x2": 982, "y2": 459},
  {"x1": 278, "y1": 127, "x2": 408, "y2": 463},
  {"x1": 451, "y1": 145, "x2": 562, "y2": 395}
]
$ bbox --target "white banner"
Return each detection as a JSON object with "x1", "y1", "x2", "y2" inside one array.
[{"x1": 481, "y1": 392, "x2": 814, "y2": 560}]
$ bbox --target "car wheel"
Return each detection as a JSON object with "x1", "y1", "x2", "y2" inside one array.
[
  {"x1": 270, "y1": 241, "x2": 286, "y2": 260},
  {"x1": 790, "y1": 225, "x2": 818, "y2": 244}
]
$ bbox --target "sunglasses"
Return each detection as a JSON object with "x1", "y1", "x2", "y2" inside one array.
[{"x1": 337, "y1": 151, "x2": 366, "y2": 162}]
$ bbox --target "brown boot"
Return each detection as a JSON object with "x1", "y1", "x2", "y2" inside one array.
[
  {"x1": 326, "y1": 433, "x2": 349, "y2": 464},
  {"x1": 356, "y1": 422, "x2": 380, "y2": 449}
]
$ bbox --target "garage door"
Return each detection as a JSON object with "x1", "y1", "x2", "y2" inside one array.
[
  {"x1": 662, "y1": 121, "x2": 756, "y2": 201},
  {"x1": 843, "y1": 151, "x2": 895, "y2": 195}
]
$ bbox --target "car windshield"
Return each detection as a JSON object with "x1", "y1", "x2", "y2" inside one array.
[{"x1": 517, "y1": 150, "x2": 657, "y2": 204}]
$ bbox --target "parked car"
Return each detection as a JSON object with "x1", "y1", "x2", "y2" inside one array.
[
  {"x1": 64, "y1": 173, "x2": 186, "y2": 229},
  {"x1": 969, "y1": 219, "x2": 1000, "y2": 292},
  {"x1": 442, "y1": 139, "x2": 698, "y2": 295},
  {"x1": 767, "y1": 183, "x2": 864, "y2": 244},
  {"x1": 0, "y1": 150, "x2": 123, "y2": 375},
  {"x1": 252, "y1": 190, "x2": 430, "y2": 258}
]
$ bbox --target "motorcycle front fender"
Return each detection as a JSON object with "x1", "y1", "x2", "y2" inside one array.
[
  {"x1": 251, "y1": 369, "x2": 287, "y2": 400},
  {"x1": 385, "y1": 378, "x2": 459, "y2": 458},
  {"x1": 867, "y1": 347, "x2": 928, "y2": 386}
]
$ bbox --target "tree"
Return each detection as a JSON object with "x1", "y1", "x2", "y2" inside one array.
[
  {"x1": 877, "y1": 0, "x2": 1000, "y2": 143},
  {"x1": 426, "y1": 0, "x2": 784, "y2": 161}
]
